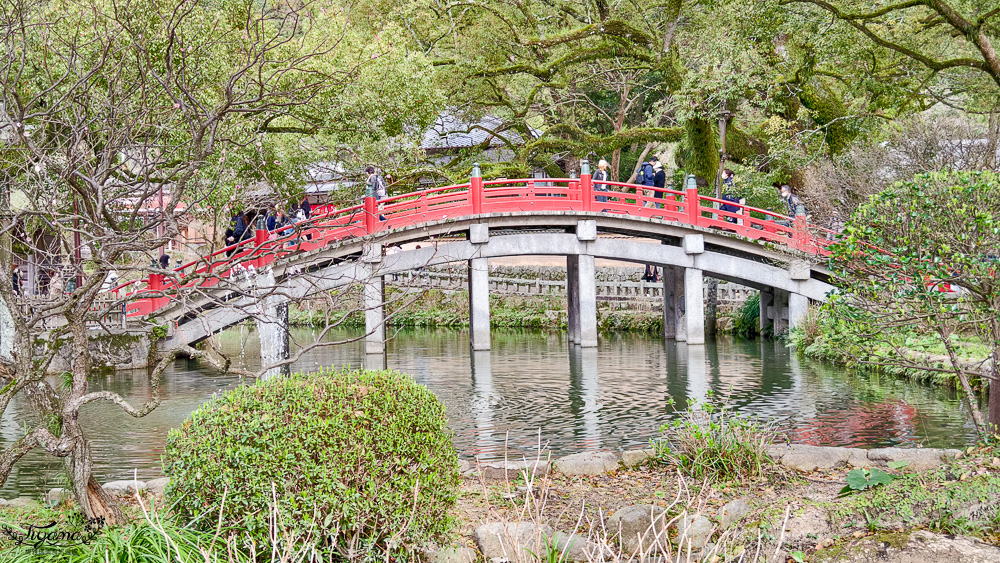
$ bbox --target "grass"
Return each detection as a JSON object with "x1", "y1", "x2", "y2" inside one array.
[
  {"x1": 791, "y1": 304, "x2": 993, "y2": 392},
  {"x1": 0, "y1": 507, "x2": 252, "y2": 563},
  {"x1": 654, "y1": 393, "x2": 781, "y2": 483},
  {"x1": 825, "y1": 444, "x2": 1000, "y2": 538}
]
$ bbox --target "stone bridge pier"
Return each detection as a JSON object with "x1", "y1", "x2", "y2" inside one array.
[{"x1": 356, "y1": 222, "x2": 818, "y2": 353}]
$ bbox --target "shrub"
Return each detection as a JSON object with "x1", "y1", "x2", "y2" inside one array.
[
  {"x1": 655, "y1": 393, "x2": 779, "y2": 483},
  {"x1": 731, "y1": 292, "x2": 760, "y2": 339},
  {"x1": 164, "y1": 368, "x2": 461, "y2": 560}
]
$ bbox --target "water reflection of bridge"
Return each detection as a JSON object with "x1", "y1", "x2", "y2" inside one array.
[
  {"x1": 217, "y1": 327, "x2": 973, "y2": 456},
  {"x1": 455, "y1": 338, "x2": 822, "y2": 457}
]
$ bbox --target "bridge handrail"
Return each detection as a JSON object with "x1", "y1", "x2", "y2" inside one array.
[{"x1": 105, "y1": 165, "x2": 838, "y2": 321}]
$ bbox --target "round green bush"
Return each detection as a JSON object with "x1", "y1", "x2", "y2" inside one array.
[{"x1": 163, "y1": 368, "x2": 460, "y2": 558}]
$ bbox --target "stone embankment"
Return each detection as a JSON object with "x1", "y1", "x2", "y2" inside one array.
[
  {"x1": 459, "y1": 443, "x2": 961, "y2": 481},
  {"x1": 453, "y1": 443, "x2": 997, "y2": 563}
]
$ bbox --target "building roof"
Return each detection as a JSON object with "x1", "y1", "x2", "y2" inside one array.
[{"x1": 420, "y1": 113, "x2": 539, "y2": 152}]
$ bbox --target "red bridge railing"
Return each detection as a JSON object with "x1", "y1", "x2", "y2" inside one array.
[{"x1": 110, "y1": 163, "x2": 834, "y2": 319}]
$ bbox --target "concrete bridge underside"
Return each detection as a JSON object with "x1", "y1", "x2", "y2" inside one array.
[{"x1": 158, "y1": 213, "x2": 834, "y2": 363}]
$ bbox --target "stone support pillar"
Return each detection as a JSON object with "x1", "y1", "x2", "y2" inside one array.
[
  {"x1": 759, "y1": 289, "x2": 774, "y2": 336},
  {"x1": 470, "y1": 349, "x2": 495, "y2": 453},
  {"x1": 566, "y1": 255, "x2": 580, "y2": 345},
  {"x1": 662, "y1": 266, "x2": 678, "y2": 340},
  {"x1": 684, "y1": 267, "x2": 705, "y2": 345},
  {"x1": 254, "y1": 269, "x2": 290, "y2": 380},
  {"x1": 675, "y1": 266, "x2": 687, "y2": 342},
  {"x1": 772, "y1": 289, "x2": 790, "y2": 335},
  {"x1": 789, "y1": 292, "x2": 809, "y2": 332},
  {"x1": 362, "y1": 243, "x2": 385, "y2": 362},
  {"x1": 576, "y1": 254, "x2": 598, "y2": 347},
  {"x1": 364, "y1": 274, "x2": 385, "y2": 355},
  {"x1": 468, "y1": 257, "x2": 490, "y2": 350}
]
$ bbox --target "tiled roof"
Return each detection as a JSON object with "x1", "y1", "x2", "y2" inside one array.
[{"x1": 420, "y1": 113, "x2": 538, "y2": 150}]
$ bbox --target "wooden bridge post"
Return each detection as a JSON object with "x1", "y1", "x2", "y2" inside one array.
[
  {"x1": 471, "y1": 162, "x2": 483, "y2": 215},
  {"x1": 254, "y1": 224, "x2": 269, "y2": 269},
  {"x1": 147, "y1": 272, "x2": 163, "y2": 313},
  {"x1": 793, "y1": 214, "x2": 808, "y2": 252},
  {"x1": 685, "y1": 175, "x2": 700, "y2": 227},
  {"x1": 363, "y1": 181, "x2": 377, "y2": 233},
  {"x1": 580, "y1": 159, "x2": 593, "y2": 212}
]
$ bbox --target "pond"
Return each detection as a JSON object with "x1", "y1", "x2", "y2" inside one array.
[{"x1": 0, "y1": 327, "x2": 980, "y2": 497}]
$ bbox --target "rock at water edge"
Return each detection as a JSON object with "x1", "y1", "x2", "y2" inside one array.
[
  {"x1": 621, "y1": 449, "x2": 655, "y2": 468},
  {"x1": 45, "y1": 488, "x2": 74, "y2": 506},
  {"x1": 552, "y1": 452, "x2": 619, "y2": 476},
  {"x1": 102, "y1": 480, "x2": 148, "y2": 495},
  {"x1": 147, "y1": 477, "x2": 170, "y2": 497}
]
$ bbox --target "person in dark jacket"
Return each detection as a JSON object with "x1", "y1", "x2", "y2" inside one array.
[
  {"x1": 300, "y1": 197, "x2": 311, "y2": 219},
  {"x1": 652, "y1": 162, "x2": 666, "y2": 208},
  {"x1": 225, "y1": 211, "x2": 248, "y2": 257},
  {"x1": 158, "y1": 254, "x2": 170, "y2": 269},
  {"x1": 720, "y1": 169, "x2": 741, "y2": 224},
  {"x1": 780, "y1": 184, "x2": 806, "y2": 218}
]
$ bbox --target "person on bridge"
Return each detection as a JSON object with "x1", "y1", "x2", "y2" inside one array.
[
  {"x1": 300, "y1": 197, "x2": 312, "y2": 219},
  {"x1": 780, "y1": 184, "x2": 807, "y2": 219},
  {"x1": 635, "y1": 156, "x2": 656, "y2": 197},
  {"x1": 720, "y1": 169, "x2": 741, "y2": 225},
  {"x1": 225, "y1": 211, "x2": 250, "y2": 257},
  {"x1": 652, "y1": 162, "x2": 666, "y2": 208},
  {"x1": 267, "y1": 208, "x2": 290, "y2": 239},
  {"x1": 158, "y1": 254, "x2": 170, "y2": 270},
  {"x1": 593, "y1": 159, "x2": 610, "y2": 206},
  {"x1": 366, "y1": 166, "x2": 388, "y2": 220}
]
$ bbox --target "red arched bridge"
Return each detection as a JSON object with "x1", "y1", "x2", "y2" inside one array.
[{"x1": 105, "y1": 163, "x2": 835, "y2": 361}]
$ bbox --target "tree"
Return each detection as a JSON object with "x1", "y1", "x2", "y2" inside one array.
[
  {"x1": 781, "y1": 0, "x2": 1000, "y2": 91},
  {"x1": 827, "y1": 171, "x2": 1000, "y2": 436},
  {"x1": 0, "y1": 0, "x2": 435, "y2": 522}
]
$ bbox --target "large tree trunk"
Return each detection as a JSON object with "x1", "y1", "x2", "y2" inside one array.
[
  {"x1": 66, "y1": 321, "x2": 124, "y2": 523},
  {"x1": 69, "y1": 437, "x2": 124, "y2": 524}
]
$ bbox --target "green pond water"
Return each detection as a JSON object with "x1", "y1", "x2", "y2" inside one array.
[{"x1": 0, "y1": 327, "x2": 981, "y2": 497}]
